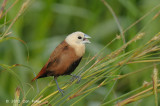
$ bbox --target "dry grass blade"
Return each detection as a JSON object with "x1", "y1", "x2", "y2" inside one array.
[
  {"x1": 31, "y1": 96, "x2": 45, "y2": 106},
  {"x1": 109, "y1": 33, "x2": 144, "y2": 58},
  {"x1": 101, "y1": 82, "x2": 151, "y2": 105},
  {"x1": 152, "y1": 65, "x2": 158, "y2": 106},
  {"x1": 13, "y1": 87, "x2": 20, "y2": 106},
  {"x1": 116, "y1": 84, "x2": 160, "y2": 106},
  {"x1": 0, "y1": 37, "x2": 30, "y2": 62},
  {"x1": 69, "y1": 78, "x2": 97, "y2": 99},
  {"x1": 0, "y1": 0, "x2": 7, "y2": 19},
  {"x1": 117, "y1": 90, "x2": 160, "y2": 106},
  {"x1": 0, "y1": 0, "x2": 31, "y2": 39},
  {"x1": 0, "y1": 0, "x2": 19, "y2": 19},
  {"x1": 101, "y1": 0, "x2": 125, "y2": 44},
  {"x1": 32, "y1": 86, "x2": 67, "y2": 106},
  {"x1": 123, "y1": 3, "x2": 160, "y2": 33},
  {"x1": 0, "y1": 64, "x2": 24, "y2": 90},
  {"x1": 31, "y1": 96, "x2": 48, "y2": 106},
  {"x1": 152, "y1": 10, "x2": 160, "y2": 20}
]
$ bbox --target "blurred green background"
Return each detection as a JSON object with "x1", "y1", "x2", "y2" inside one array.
[{"x1": 0, "y1": 0, "x2": 160, "y2": 105}]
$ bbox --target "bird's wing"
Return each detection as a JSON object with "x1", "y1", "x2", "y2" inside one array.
[{"x1": 32, "y1": 41, "x2": 67, "y2": 81}]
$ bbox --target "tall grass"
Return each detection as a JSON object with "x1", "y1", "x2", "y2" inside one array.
[{"x1": 0, "y1": 0, "x2": 160, "y2": 106}]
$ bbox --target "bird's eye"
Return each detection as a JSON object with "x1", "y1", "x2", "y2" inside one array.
[{"x1": 78, "y1": 36, "x2": 82, "y2": 39}]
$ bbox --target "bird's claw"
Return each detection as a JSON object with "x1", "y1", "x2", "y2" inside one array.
[
  {"x1": 70, "y1": 75, "x2": 81, "y2": 83},
  {"x1": 57, "y1": 88, "x2": 65, "y2": 96}
]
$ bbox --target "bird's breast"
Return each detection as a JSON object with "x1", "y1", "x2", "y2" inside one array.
[{"x1": 74, "y1": 45, "x2": 85, "y2": 57}]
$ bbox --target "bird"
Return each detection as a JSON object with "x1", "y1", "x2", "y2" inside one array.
[{"x1": 32, "y1": 31, "x2": 91, "y2": 95}]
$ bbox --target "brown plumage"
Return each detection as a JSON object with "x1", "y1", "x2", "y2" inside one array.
[
  {"x1": 32, "y1": 31, "x2": 91, "y2": 95},
  {"x1": 32, "y1": 41, "x2": 82, "y2": 80}
]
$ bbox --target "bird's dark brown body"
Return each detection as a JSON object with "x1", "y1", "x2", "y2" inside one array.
[{"x1": 32, "y1": 41, "x2": 82, "y2": 81}]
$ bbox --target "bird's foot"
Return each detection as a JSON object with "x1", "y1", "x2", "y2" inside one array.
[
  {"x1": 70, "y1": 74, "x2": 81, "y2": 83},
  {"x1": 57, "y1": 87, "x2": 65, "y2": 96}
]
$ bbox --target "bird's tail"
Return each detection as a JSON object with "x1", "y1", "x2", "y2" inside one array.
[
  {"x1": 31, "y1": 72, "x2": 44, "y2": 82},
  {"x1": 32, "y1": 63, "x2": 48, "y2": 82},
  {"x1": 32, "y1": 67, "x2": 47, "y2": 82},
  {"x1": 32, "y1": 76, "x2": 39, "y2": 82}
]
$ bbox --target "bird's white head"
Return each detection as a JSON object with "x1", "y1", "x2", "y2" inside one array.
[
  {"x1": 65, "y1": 31, "x2": 91, "y2": 45},
  {"x1": 65, "y1": 31, "x2": 91, "y2": 56}
]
